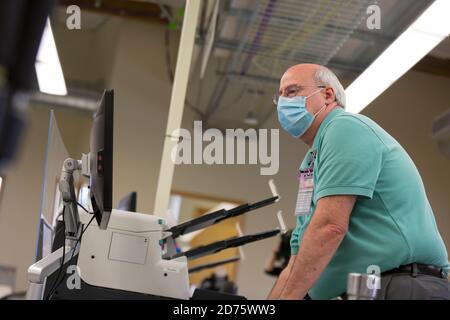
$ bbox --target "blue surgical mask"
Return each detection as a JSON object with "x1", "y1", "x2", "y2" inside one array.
[{"x1": 277, "y1": 89, "x2": 325, "y2": 138}]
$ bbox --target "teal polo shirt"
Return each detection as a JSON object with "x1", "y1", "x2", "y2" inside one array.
[{"x1": 290, "y1": 107, "x2": 450, "y2": 300}]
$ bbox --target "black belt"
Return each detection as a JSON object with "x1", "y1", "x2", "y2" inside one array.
[
  {"x1": 382, "y1": 263, "x2": 446, "y2": 279},
  {"x1": 338, "y1": 263, "x2": 447, "y2": 300}
]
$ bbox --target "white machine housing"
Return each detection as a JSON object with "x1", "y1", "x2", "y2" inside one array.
[{"x1": 76, "y1": 209, "x2": 190, "y2": 299}]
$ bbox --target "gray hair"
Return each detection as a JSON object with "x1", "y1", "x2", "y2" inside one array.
[{"x1": 314, "y1": 66, "x2": 346, "y2": 108}]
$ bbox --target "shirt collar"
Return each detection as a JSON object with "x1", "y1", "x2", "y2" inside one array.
[{"x1": 312, "y1": 107, "x2": 345, "y2": 150}]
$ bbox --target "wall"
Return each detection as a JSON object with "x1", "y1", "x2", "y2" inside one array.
[
  {"x1": 0, "y1": 107, "x2": 91, "y2": 291},
  {"x1": 52, "y1": 13, "x2": 120, "y2": 87},
  {"x1": 107, "y1": 20, "x2": 173, "y2": 214},
  {"x1": 363, "y1": 70, "x2": 450, "y2": 250}
]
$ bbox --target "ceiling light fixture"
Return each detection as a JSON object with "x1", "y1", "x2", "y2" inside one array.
[
  {"x1": 345, "y1": 0, "x2": 450, "y2": 113},
  {"x1": 35, "y1": 18, "x2": 67, "y2": 96}
]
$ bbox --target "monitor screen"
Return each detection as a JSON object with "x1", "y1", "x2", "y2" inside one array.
[{"x1": 89, "y1": 89, "x2": 114, "y2": 229}]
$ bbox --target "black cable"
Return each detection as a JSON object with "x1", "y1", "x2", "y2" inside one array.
[
  {"x1": 164, "y1": 26, "x2": 175, "y2": 84},
  {"x1": 45, "y1": 206, "x2": 66, "y2": 300},
  {"x1": 65, "y1": 212, "x2": 96, "y2": 281},
  {"x1": 72, "y1": 203, "x2": 96, "y2": 254},
  {"x1": 76, "y1": 202, "x2": 90, "y2": 214},
  {"x1": 46, "y1": 203, "x2": 96, "y2": 300}
]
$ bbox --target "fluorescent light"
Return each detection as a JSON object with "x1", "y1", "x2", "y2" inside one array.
[
  {"x1": 346, "y1": 0, "x2": 450, "y2": 113},
  {"x1": 35, "y1": 18, "x2": 67, "y2": 96}
]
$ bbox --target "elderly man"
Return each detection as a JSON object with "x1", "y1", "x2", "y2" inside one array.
[{"x1": 268, "y1": 64, "x2": 450, "y2": 300}]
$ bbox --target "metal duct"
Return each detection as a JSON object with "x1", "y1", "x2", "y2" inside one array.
[{"x1": 30, "y1": 92, "x2": 99, "y2": 113}]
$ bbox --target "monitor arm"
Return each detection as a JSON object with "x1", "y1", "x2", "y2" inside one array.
[{"x1": 59, "y1": 154, "x2": 90, "y2": 243}]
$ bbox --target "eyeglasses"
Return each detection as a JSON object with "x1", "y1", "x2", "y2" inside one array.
[{"x1": 272, "y1": 84, "x2": 326, "y2": 105}]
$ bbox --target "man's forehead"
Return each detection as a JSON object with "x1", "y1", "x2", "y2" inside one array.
[{"x1": 279, "y1": 70, "x2": 311, "y2": 90}]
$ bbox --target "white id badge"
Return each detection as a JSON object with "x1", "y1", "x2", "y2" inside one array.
[{"x1": 295, "y1": 170, "x2": 314, "y2": 216}]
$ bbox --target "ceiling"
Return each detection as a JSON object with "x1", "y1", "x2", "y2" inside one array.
[
  {"x1": 42, "y1": 0, "x2": 450, "y2": 128},
  {"x1": 201, "y1": 0, "x2": 438, "y2": 129}
]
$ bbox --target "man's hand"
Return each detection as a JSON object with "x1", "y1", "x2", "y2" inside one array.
[{"x1": 279, "y1": 195, "x2": 356, "y2": 300}]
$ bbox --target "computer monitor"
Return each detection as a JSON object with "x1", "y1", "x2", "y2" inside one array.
[
  {"x1": 117, "y1": 192, "x2": 137, "y2": 212},
  {"x1": 89, "y1": 89, "x2": 114, "y2": 229}
]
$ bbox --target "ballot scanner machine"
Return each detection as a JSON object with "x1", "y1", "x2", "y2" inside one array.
[{"x1": 26, "y1": 90, "x2": 281, "y2": 300}]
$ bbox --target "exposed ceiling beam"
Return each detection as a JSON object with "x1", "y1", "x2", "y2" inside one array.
[
  {"x1": 210, "y1": 38, "x2": 365, "y2": 74},
  {"x1": 216, "y1": 71, "x2": 279, "y2": 85},
  {"x1": 31, "y1": 91, "x2": 98, "y2": 113},
  {"x1": 217, "y1": 54, "x2": 450, "y2": 85},
  {"x1": 226, "y1": 7, "x2": 395, "y2": 45},
  {"x1": 56, "y1": 0, "x2": 166, "y2": 24}
]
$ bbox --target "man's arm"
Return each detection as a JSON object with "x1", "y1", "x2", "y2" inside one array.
[
  {"x1": 267, "y1": 255, "x2": 296, "y2": 299},
  {"x1": 279, "y1": 195, "x2": 356, "y2": 300}
]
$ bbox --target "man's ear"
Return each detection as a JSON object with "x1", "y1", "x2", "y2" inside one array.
[{"x1": 324, "y1": 87, "x2": 335, "y2": 104}]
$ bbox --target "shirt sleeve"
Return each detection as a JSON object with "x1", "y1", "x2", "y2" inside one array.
[{"x1": 314, "y1": 116, "x2": 385, "y2": 201}]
